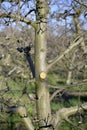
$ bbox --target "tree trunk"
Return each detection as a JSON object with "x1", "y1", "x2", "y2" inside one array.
[
  {"x1": 35, "y1": 0, "x2": 51, "y2": 129},
  {"x1": 66, "y1": 52, "x2": 76, "y2": 85}
]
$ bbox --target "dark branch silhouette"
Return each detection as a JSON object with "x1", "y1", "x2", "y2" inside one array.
[{"x1": 17, "y1": 46, "x2": 35, "y2": 78}]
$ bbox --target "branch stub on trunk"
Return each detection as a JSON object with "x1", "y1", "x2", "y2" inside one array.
[{"x1": 40, "y1": 71, "x2": 47, "y2": 80}]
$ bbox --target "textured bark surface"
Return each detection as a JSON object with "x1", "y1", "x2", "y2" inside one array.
[{"x1": 35, "y1": 0, "x2": 51, "y2": 129}]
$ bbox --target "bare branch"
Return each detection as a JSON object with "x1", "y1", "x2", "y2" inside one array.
[
  {"x1": 65, "y1": 90, "x2": 87, "y2": 97},
  {"x1": 65, "y1": 117, "x2": 84, "y2": 130},
  {"x1": 7, "y1": 106, "x2": 34, "y2": 130},
  {"x1": 47, "y1": 36, "x2": 83, "y2": 70},
  {"x1": 53, "y1": 102, "x2": 87, "y2": 128},
  {"x1": 0, "y1": 12, "x2": 37, "y2": 29},
  {"x1": 7, "y1": 66, "x2": 17, "y2": 76},
  {"x1": 74, "y1": 0, "x2": 87, "y2": 8},
  {"x1": 24, "y1": 9, "x2": 36, "y2": 17},
  {"x1": 50, "y1": 89, "x2": 63, "y2": 101},
  {"x1": 49, "y1": 79, "x2": 87, "y2": 101},
  {"x1": 48, "y1": 79, "x2": 87, "y2": 89},
  {"x1": 16, "y1": 106, "x2": 34, "y2": 130}
]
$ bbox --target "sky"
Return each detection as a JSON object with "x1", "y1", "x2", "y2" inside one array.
[{"x1": 0, "y1": 0, "x2": 87, "y2": 32}]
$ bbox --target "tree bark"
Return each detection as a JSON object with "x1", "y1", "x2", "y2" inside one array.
[
  {"x1": 35, "y1": 0, "x2": 51, "y2": 129},
  {"x1": 66, "y1": 51, "x2": 76, "y2": 85}
]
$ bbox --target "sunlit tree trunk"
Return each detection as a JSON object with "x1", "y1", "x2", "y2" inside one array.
[
  {"x1": 35, "y1": 0, "x2": 51, "y2": 129},
  {"x1": 67, "y1": 8, "x2": 86, "y2": 85},
  {"x1": 66, "y1": 52, "x2": 76, "y2": 85},
  {"x1": 73, "y1": 8, "x2": 87, "y2": 75}
]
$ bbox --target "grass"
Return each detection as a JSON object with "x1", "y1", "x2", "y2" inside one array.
[
  {"x1": 48, "y1": 73, "x2": 66, "y2": 86},
  {"x1": 0, "y1": 73, "x2": 87, "y2": 130}
]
